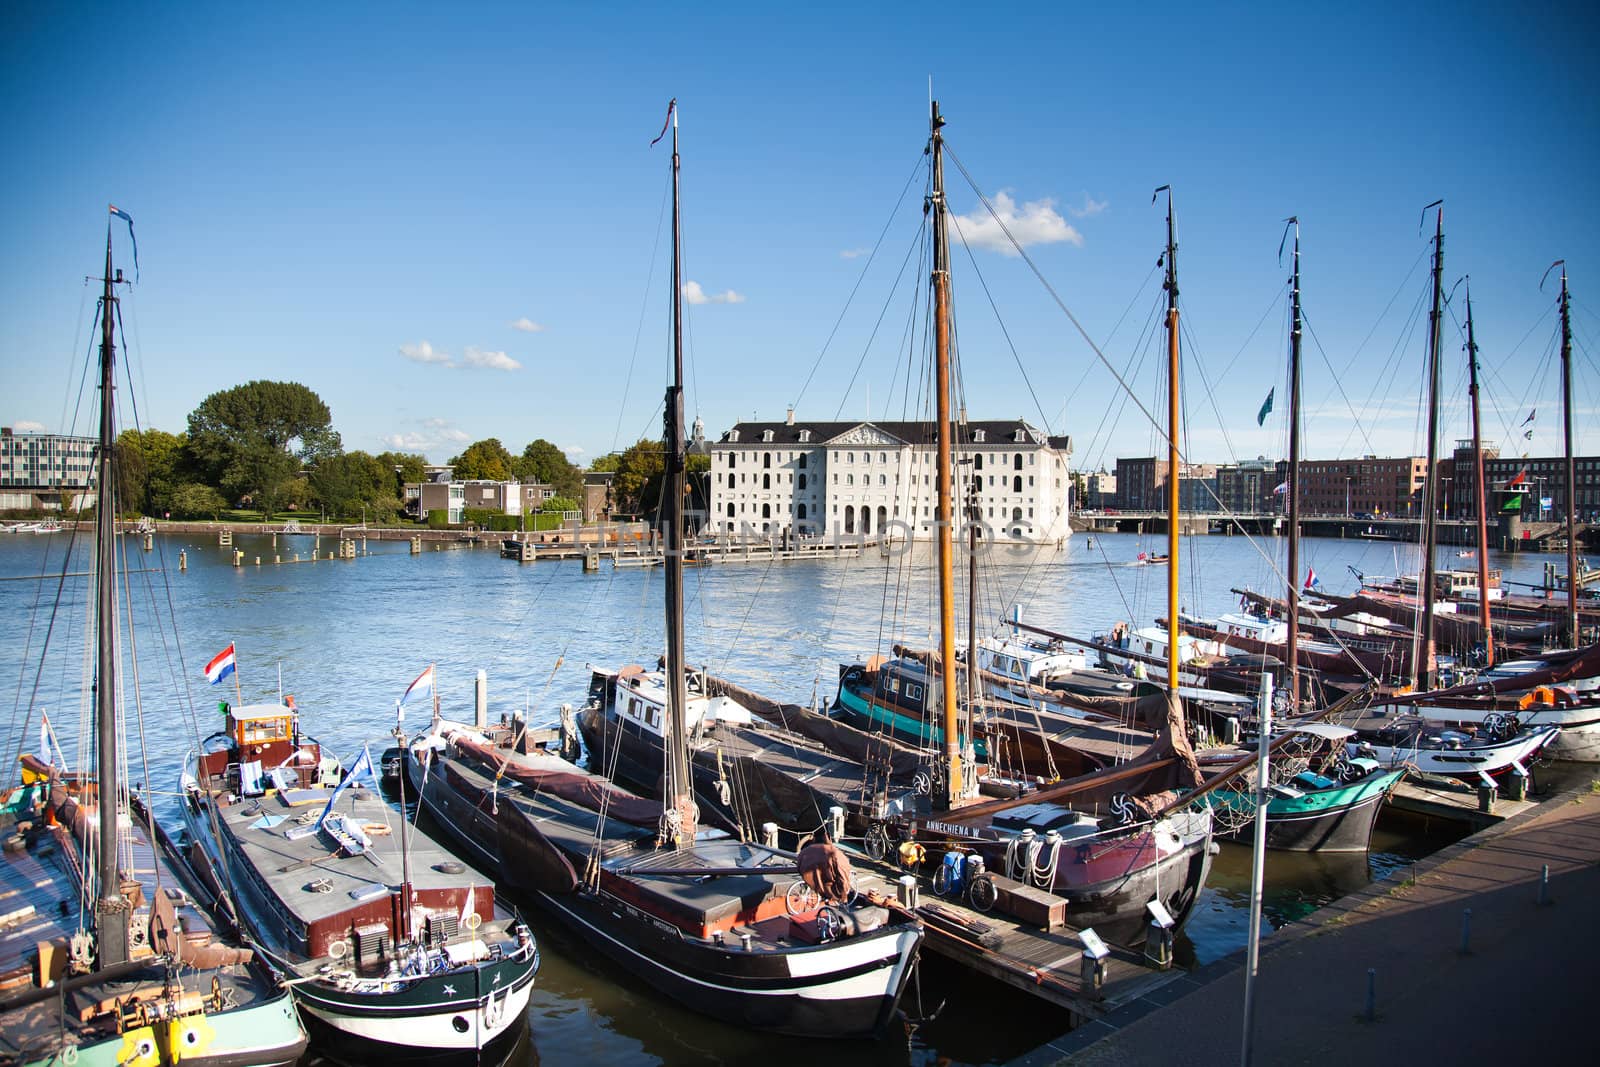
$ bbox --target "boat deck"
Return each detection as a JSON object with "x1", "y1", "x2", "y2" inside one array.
[
  {"x1": 210, "y1": 784, "x2": 493, "y2": 930},
  {"x1": 846, "y1": 851, "x2": 1185, "y2": 1023}
]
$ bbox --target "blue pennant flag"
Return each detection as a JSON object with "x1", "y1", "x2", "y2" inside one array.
[
  {"x1": 1256, "y1": 387, "x2": 1274, "y2": 426},
  {"x1": 313, "y1": 745, "x2": 376, "y2": 829},
  {"x1": 108, "y1": 204, "x2": 139, "y2": 281}
]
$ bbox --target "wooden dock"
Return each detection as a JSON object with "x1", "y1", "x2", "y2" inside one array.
[
  {"x1": 1382, "y1": 773, "x2": 1536, "y2": 831},
  {"x1": 846, "y1": 851, "x2": 1186, "y2": 1023}
]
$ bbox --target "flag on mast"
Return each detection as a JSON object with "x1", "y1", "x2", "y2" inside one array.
[
  {"x1": 1304, "y1": 568, "x2": 1320, "y2": 590},
  {"x1": 1256, "y1": 388, "x2": 1274, "y2": 426},
  {"x1": 203, "y1": 644, "x2": 237, "y2": 685},
  {"x1": 1506, "y1": 468, "x2": 1528, "y2": 489},
  {"x1": 400, "y1": 664, "x2": 435, "y2": 706}
]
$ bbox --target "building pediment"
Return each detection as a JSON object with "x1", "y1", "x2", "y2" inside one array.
[{"x1": 824, "y1": 423, "x2": 907, "y2": 447}]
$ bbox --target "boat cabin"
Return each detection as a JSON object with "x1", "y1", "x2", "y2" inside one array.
[
  {"x1": 195, "y1": 701, "x2": 328, "y2": 796},
  {"x1": 977, "y1": 636, "x2": 1089, "y2": 686},
  {"x1": 608, "y1": 668, "x2": 754, "y2": 739}
]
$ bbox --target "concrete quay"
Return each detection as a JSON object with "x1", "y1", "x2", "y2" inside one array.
[{"x1": 1020, "y1": 772, "x2": 1600, "y2": 1065}]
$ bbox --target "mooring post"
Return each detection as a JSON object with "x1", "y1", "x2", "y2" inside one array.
[
  {"x1": 1537, "y1": 864, "x2": 1551, "y2": 906},
  {"x1": 1458, "y1": 908, "x2": 1472, "y2": 954},
  {"x1": 1364, "y1": 968, "x2": 1376, "y2": 1022}
]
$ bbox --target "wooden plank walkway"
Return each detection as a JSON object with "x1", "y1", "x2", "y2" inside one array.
[
  {"x1": 846, "y1": 851, "x2": 1185, "y2": 1023},
  {"x1": 1383, "y1": 774, "x2": 1535, "y2": 830}
]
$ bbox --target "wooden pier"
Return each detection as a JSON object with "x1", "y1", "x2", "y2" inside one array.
[{"x1": 846, "y1": 852, "x2": 1186, "y2": 1023}]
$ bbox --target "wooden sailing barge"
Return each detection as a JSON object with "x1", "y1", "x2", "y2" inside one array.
[
  {"x1": 0, "y1": 220, "x2": 307, "y2": 1067},
  {"x1": 407, "y1": 99, "x2": 923, "y2": 1039}
]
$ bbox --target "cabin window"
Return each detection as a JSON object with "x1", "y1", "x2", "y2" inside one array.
[
  {"x1": 906, "y1": 683, "x2": 923, "y2": 702},
  {"x1": 646, "y1": 704, "x2": 661, "y2": 729}
]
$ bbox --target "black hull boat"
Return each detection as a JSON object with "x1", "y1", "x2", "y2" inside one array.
[
  {"x1": 408, "y1": 718, "x2": 923, "y2": 1038},
  {"x1": 179, "y1": 702, "x2": 539, "y2": 1062}
]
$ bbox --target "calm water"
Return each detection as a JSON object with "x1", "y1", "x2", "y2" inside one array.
[{"x1": 0, "y1": 527, "x2": 1565, "y2": 1063}]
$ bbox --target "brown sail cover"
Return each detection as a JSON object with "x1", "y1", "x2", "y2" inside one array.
[
  {"x1": 452, "y1": 735, "x2": 663, "y2": 827},
  {"x1": 496, "y1": 800, "x2": 581, "y2": 895},
  {"x1": 797, "y1": 838, "x2": 854, "y2": 903}
]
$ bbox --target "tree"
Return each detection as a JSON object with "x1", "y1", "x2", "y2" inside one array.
[
  {"x1": 449, "y1": 438, "x2": 512, "y2": 481},
  {"x1": 308, "y1": 451, "x2": 396, "y2": 521},
  {"x1": 601, "y1": 439, "x2": 665, "y2": 516},
  {"x1": 169, "y1": 482, "x2": 229, "y2": 520},
  {"x1": 514, "y1": 438, "x2": 582, "y2": 498},
  {"x1": 186, "y1": 381, "x2": 336, "y2": 518},
  {"x1": 540, "y1": 495, "x2": 579, "y2": 514},
  {"x1": 116, "y1": 428, "x2": 189, "y2": 517}
]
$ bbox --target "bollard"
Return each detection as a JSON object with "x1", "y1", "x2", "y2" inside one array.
[
  {"x1": 1079, "y1": 928, "x2": 1109, "y2": 995},
  {"x1": 761, "y1": 822, "x2": 779, "y2": 849},
  {"x1": 232, "y1": 550, "x2": 242, "y2": 567},
  {"x1": 178, "y1": 550, "x2": 187, "y2": 572},
  {"x1": 1538, "y1": 864, "x2": 1551, "y2": 906},
  {"x1": 1476, "y1": 780, "x2": 1497, "y2": 814},
  {"x1": 143, "y1": 532, "x2": 153, "y2": 551},
  {"x1": 829, "y1": 806, "x2": 845, "y2": 842},
  {"x1": 1364, "y1": 968, "x2": 1376, "y2": 1022},
  {"x1": 275, "y1": 555, "x2": 280, "y2": 564},
  {"x1": 255, "y1": 556, "x2": 261, "y2": 566},
  {"x1": 1505, "y1": 766, "x2": 1530, "y2": 801},
  {"x1": 896, "y1": 875, "x2": 919, "y2": 910},
  {"x1": 1458, "y1": 908, "x2": 1472, "y2": 954}
]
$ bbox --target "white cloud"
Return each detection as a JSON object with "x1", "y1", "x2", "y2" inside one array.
[
  {"x1": 951, "y1": 192, "x2": 1082, "y2": 256},
  {"x1": 683, "y1": 280, "x2": 746, "y2": 305},
  {"x1": 461, "y1": 346, "x2": 521, "y2": 372},
  {"x1": 1069, "y1": 194, "x2": 1108, "y2": 219},
  {"x1": 381, "y1": 418, "x2": 472, "y2": 454},
  {"x1": 12, "y1": 420, "x2": 45, "y2": 432},
  {"x1": 511, "y1": 317, "x2": 545, "y2": 333},
  {"x1": 400, "y1": 340, "x2": 452, "y2": 365},
  {"x1": 839, "y1": 247, "x2": 871, "y2": 260},
  {"x1": 560, "y1": 444, "x2": 586, "y2": 459}
]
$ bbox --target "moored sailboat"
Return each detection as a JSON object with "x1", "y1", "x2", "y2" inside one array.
[
  {"x1": 0, "y1": 216, "x2": 307, "y2": 1067},
  {"x1": 408, "y1": 99, "x2": 923, "y2": 1039}
]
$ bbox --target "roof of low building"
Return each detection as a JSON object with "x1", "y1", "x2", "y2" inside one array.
[{"x1": 714, "y1": 419, "x2": 1059, "y2": 447}]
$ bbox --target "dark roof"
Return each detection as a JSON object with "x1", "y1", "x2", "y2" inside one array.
[
  {"x1": 713, "y1": 419, "x2": 1055, "y2": 447},
  {"x1": 583, "y1": 471, "x2": 615, "y2": 485}
]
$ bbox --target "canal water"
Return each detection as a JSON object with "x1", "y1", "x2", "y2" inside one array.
[{"x1": 0, "y1": 528, "x2": 1573, "y2": 1063}]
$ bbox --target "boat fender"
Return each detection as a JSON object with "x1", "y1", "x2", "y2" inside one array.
[{"x1": 897, "y1": 841, "x2": 925, "y2": 869}]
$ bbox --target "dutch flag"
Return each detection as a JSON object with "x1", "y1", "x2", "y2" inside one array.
[
  {"x1": 400, "y1": 664, "x2": 435, "y2": 707},
  {"x1": 1304, "y1": 568, "x2": 1320, "y2": 590},
  {"x1": 203, "y1": 644, "x2": 237, "y2": 685}
]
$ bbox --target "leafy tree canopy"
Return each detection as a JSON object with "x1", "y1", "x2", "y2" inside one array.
[
  {"x1": 186, "y1": 381, "x2": 336, "y2": 517},
  {"x1": 450, "y1": 438, "x2": 513, "y2": 481},
  {"x1": 308, "y1": 450, "x2": 400, "y2": 522},
  {"x1": 514, "y1": 438, "x2": 582, "y2": 498},
  {"x1": 116, "y1": 428, "x2": 189, "y2": 517},
  {"x1": 168, "y1": 482, "x2": 229, "y2": 520},
  {"x1": 540, "y1": 495, "x2": 580, "y2": 514}
]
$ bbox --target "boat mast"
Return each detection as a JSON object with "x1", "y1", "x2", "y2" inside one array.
[
  {"x1": 1557, "y1": 263, "x2": 1578, "y2": 647},
  {"x1": 1157, "y1": 187, "x2": 1182, "y2": 717},
  {"x1": 1415, "y1": 203, "x2": 1445, "y2": 692},
  {"x1": 1463, "y1": 281, "x2": 1495, "y2": 666},
  {"x1": 661, "y1": 99, "x2": 695, "y2": 843},
  {"x1": 94, "y1": 228, "x2": 130, "y2": 967},
  {"x1": 930, "y1": 100, "x2": 963, "y2": 810},
  {"x1": 1285, "y1": 219, "x2": 1302, "y2": 711}
]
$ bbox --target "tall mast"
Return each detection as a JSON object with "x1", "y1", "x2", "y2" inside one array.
[
  {"x1": 661, "y1": 100, "x2": 695, "y2": 843},
  {"x1": 94, "y1": 229, "x2": 129, "y2": 966},
  {"x1": 1157, "y1": 187, "x2": 1181, "y2": 715},
  {"x1": 1463, "y1": 281, "x2": 1495, "y2": 666},
  {"x1": 1415, "y1": 204, "x2": 1444, "y2": 691},
  {"x1": 1284, "y1": 219, "x2": 1302, "y2": 711},
  {"x1": 930, "y1": 100, "x2": 963, "y2": 809},
  {"x1": 1558, "y1": 264, "x2": 1578, "y2": 647}
]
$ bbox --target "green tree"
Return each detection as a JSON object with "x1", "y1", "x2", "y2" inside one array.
[
  {"x1": 601, "y1": 439, "x2": 665, "y2": 516},
  {"x1": 308, "y1": 451, "x2": 396, "y2": 521},
  {"x1": 514, "y1": 439, "x2": 582, "y2": 498},
  {"x1": 449, "y1": 438, "x2": 513, "y2": 481},
  {"x1": 116, "y1": 428, "x2": 189, "y2": 517},
  {"x1": 186, "y1": 381, "x2": 336, "y2": 517},
  {"x1": 169, "y1": 482, "x2": 229, "y2": 520},
  {"x1": 539, "y1": 495, "x2": 579, "y2": 514}
]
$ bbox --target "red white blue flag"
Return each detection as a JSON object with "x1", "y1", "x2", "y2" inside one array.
[
  {"x1": 400, "y1": 664, "x2": 435, "y2": 706},
  {"x1": 1304, "y1": 568, "x2": 1320, "y2": 590},
  {"x1": 203, "y1": 643, "x2": 236, "y2": 685}
]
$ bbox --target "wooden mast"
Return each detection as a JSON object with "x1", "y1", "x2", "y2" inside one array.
[
  {"x1": 94, "y1": 227, "x2": 129, "y2": 966},
  {"x1": 1285, "y1": 219, "x2": 1303, "y2": 711},
  {"x1": 1557, "y1": 263, "x2": 1578, "y2": 647},
  {"x1": 661, "y1": 99, "x2": 695, "y2": 844},
  {"x1": 1463, "y1": 281, "x2": 1495, "y2": 666},
  {"x1": 1415, "y1": 203, "x2": 1445, "y2": 692},
  {"x1": 1157, "y1": 187, "x2": 1182, "y2": 720},
  {"x1": 930, "y1": 100, "x2": 964, "y2": 809}
]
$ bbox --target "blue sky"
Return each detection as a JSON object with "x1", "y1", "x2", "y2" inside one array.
[{"x1": 3, "y1": 2, "x2": 1597, "y2": 474}]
